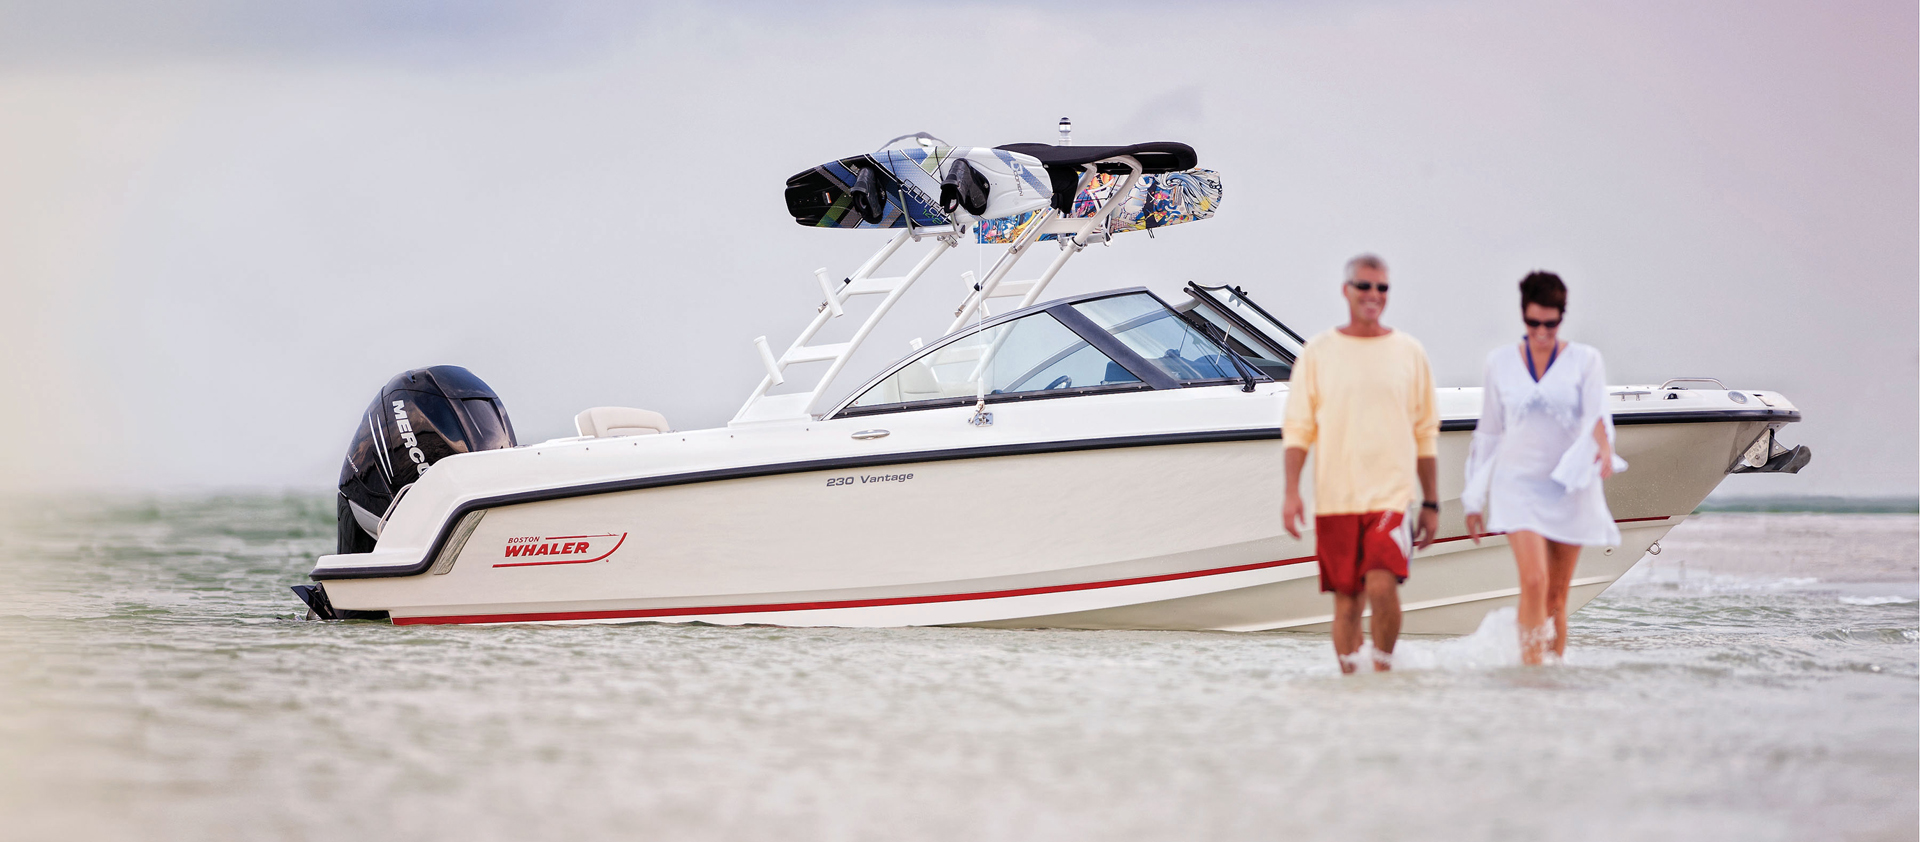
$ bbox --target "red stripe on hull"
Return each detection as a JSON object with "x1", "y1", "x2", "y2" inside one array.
[
  {"x1": 395, "y1": 515, "x2": 1673, "y2": 626},
  {"x1": 399, "y1": 553, "x2": 1320, "y2": 625}
]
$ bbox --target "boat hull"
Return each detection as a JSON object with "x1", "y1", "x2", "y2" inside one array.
[
  {"x1": 961, "y1": 517, "x2": 1671, "y2": 633},
  {"x1": 321, "y1": 416, "x2": 1769, "y2": 633}
]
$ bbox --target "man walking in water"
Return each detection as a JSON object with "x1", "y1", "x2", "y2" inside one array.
[{"x1": 1282, "y1": 254, "x2": 1441, "y2": 673}]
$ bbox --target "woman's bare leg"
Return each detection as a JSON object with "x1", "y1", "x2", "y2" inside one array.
[
  {"x1": 1509, "y1": 530, "x2": 1551, "y2": 666},
  {"x1": 1544, "y1": 540, "x2": 1581, "y2": 659}
]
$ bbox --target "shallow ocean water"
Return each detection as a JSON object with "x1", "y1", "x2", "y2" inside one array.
[{"x1": 0, "y1": 495, "x2": 1913, "y2": 842}]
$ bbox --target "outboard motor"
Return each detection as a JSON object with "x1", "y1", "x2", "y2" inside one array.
[{"x1": 335, "y1": 365, "x2": 517, "y2": 555}]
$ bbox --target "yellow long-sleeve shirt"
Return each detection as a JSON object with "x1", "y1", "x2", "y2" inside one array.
[{"x1": 1283, "y1": 328, "x2": 1440, "y2": 515}]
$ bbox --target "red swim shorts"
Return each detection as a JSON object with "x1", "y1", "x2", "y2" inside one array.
[{"x1": 1314, "y1": 510, "x2": 1411, "y2": 596}]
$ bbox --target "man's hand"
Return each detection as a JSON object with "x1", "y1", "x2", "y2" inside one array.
[
  {"x1": 1414, "y1": 506, "x2": 1438, "y2": 550},
  {"x1": 1413, "y1": 455, "x2": 1439, "y2": 550},
  {"x1": 1464, "y1": 512, "x2": 1485, "y2": 545},
  {"x1": 1283, "y1": 446, "x2": 1309, "y2": 539}
]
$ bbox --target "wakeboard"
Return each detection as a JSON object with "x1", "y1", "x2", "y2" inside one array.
[
  {"x1": 974, "y1": 168, "x2": 1223, "y2": 244},
  {"x1": 784, "y1": 135, "x2": 1052, "y2": 229}
]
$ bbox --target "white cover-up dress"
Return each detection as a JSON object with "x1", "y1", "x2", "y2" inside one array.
[{"x1": 1462, "y1": 341, "x2": 1629, "y2": 547}]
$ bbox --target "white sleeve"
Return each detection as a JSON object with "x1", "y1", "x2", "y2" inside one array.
[
  {"x1": 1593, "y1": 350, "x2": 1628, "y2": 473},
  {"x1": 1550, "y1": 347, "x2": 1627, "y2": 491},
  {"x1": 1461, "y1": 355, "x2": 1504, "y2": 515}
]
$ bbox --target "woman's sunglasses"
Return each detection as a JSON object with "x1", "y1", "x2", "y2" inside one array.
[
  {"x1": 1525, "y1": 318, "x2": 1561, "y2": 329},
  {"x1": 1347, "y1": 281, "x2": 1389, "y2": 292}
]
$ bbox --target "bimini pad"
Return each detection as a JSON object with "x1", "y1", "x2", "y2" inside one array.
[
  {"x1": 995, "y1": 142, "x2": 1198, "y2": 174},
  {"x1": 574, "y1": 407, "x2": 671, "y2": 438}
]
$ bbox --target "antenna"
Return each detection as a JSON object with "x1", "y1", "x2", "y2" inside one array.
[{"x1": 1057, "y1": 116, "x2": 1072, "y2": 146}]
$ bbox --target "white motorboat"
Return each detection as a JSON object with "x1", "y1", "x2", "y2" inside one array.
[{"x1": 294, "y1": 137, "x2": 1810, "y2": 630}]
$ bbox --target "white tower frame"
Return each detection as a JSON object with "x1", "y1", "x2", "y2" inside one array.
[{"x1": 730, "y1": 155, "x2": 1146, "y2": 426}]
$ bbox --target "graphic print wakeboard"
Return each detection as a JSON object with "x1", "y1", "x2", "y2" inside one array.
[{"x1": 975, "y1": 168, "x2": 1223, "y2": 244}]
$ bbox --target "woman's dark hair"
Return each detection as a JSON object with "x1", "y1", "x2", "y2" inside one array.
[{"x1": 1519, "y1": 271, "x2": 1567, "y2": 313}]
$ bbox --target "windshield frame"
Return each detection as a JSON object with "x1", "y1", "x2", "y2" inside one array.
[
  {"x1": 1185, "y1": 282, "x2": 1306, "y2": 362},
  {"x1": 827, "y1": 288, "x2": 1251, "y2": 420}
]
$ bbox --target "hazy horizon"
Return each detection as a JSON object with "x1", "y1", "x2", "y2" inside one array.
[{"x1": 2, "y1": 0, "x2": 1914, "y2": 498}]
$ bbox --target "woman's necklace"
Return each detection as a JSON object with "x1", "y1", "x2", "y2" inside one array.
[{"x1": 1524, "y1": 339, "x2": 1559, "y2": 383}]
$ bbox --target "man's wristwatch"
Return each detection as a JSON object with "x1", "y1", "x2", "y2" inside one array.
[{"x1": 1420, "y1": 500, "x2": 1440, "y2": 511}]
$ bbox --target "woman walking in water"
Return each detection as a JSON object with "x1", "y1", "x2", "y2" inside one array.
[{"x1": 1463, "y1": 272, "x2": 1627, "y2": 665}]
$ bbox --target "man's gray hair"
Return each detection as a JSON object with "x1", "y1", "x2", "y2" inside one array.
[{"x1": 1344, "y1": 253, "x2": 1387, "y2": 280}]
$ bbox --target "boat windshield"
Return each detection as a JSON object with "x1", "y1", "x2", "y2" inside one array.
[
  {"x1": 846, "y1": 311, "x2": 1141, "y2": 411},
  {"x1": 1071, "y1": 293, "x2": 1243, "y2": 383}
]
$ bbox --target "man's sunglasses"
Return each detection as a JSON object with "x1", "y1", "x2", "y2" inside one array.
[
  {"x1": 1346, "y1": 281, "x2": 1389, "y2": 292},
  {"x1": 1525, "y1": 318, "x2": 1562, "y2": 329}
]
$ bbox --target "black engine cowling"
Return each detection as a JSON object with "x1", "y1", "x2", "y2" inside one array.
[{"x1": 337, "y1": 365, "x2": 517, "y2": 554}]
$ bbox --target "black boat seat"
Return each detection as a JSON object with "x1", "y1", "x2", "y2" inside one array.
[
  {"x1": 995, "y1": 142, "x2": 1198, "y2": 212},
  {"x1": 574, "y1": 407, "x2": 671, "y2": 438}
]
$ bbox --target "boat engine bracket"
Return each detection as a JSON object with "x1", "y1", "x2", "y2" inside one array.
[{"x1": 290, "y1": 583, "x2": 388, "y2": 621}]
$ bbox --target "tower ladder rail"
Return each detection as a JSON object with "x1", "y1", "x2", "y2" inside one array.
[{"x1": 731, "y1": 227, "x2": 959, "y2": 425}]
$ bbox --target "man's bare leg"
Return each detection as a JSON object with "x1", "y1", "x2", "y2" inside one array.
[
  {"x1": 1331, "y1": 591, "x2": 1366, "y2": 674},
  {"x1": 1363, "y1": 568, "x2": 1402, "y2": 670},
  {"x1": 1544, "y1": 540, "x2": 1581, "y2": 659}
]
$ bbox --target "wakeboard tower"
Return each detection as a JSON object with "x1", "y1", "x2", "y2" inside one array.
[{"x1": 740, "y1": 129, "x2": 1218, "y2": 425}]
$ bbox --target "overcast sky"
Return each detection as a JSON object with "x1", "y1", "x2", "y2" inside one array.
[{"x1": 1, "y1": 0, "x2": 1914, "y2": 498}]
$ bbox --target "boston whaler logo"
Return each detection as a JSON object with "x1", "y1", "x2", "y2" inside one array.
[{"x1": 495, "y1": 533, "x2": 628, "y2": 568}]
